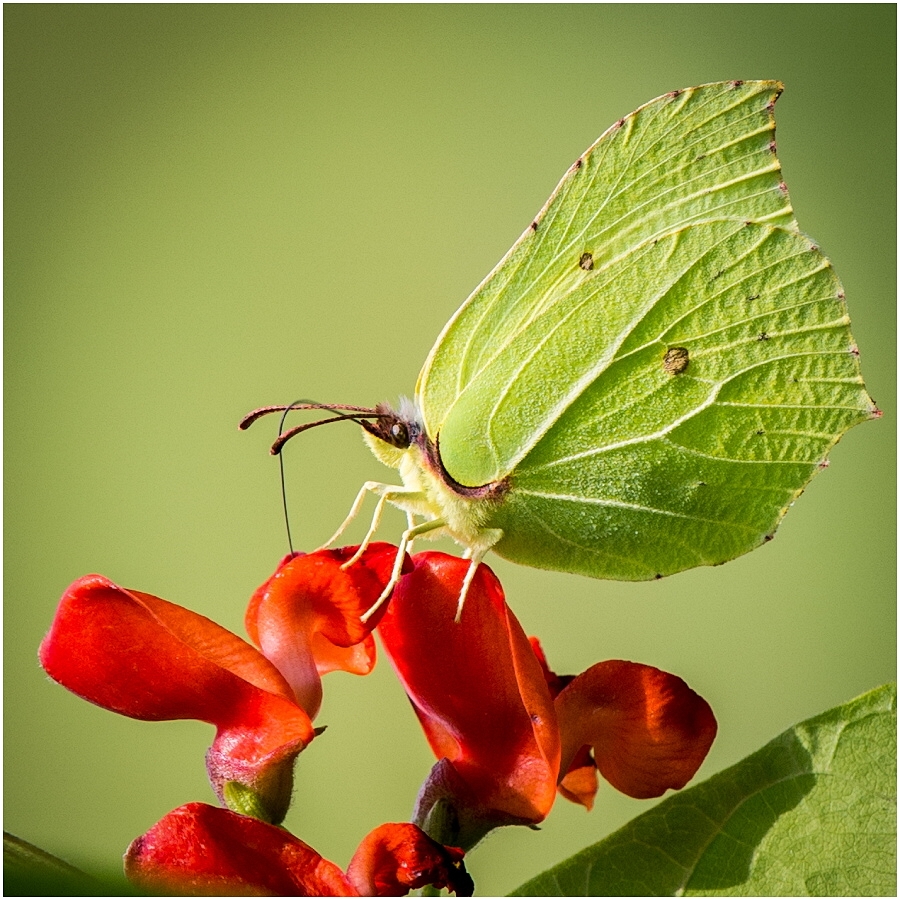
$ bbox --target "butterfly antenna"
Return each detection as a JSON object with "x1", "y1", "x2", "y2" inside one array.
[
  {"x1": 241, "y1": 399, "x2": 392, "y2": 555},
  {"x1": 240, "y1": 402, "x2": 388, "y2": 454},
  {"x1": 276, "y1": 400, "x2": 305, "y2": 555},
  {"x1": 239, "y1": 402, "x2": 380, "y2": 432}
]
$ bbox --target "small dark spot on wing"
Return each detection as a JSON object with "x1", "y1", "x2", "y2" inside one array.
[
  {"x1": 579, "y1": 252, "x2": 594, "y2": 271},
  {"x1": 663, "y1": 346, "x2": 690, "y2": 375}
]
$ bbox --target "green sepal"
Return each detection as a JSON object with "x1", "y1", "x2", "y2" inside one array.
[{"x1": 223, "y1": 780, "x2": 276, "y2": 824}]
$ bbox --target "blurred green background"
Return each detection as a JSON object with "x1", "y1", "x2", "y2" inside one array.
[{"x1": 5, "y1": 5, "x2": 895, "y2": 896}]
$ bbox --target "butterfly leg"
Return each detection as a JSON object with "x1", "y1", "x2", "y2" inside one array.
[
  {"x1": 319, "y1": 482, "x2": 383, "y2": 550},
  {"x1": 455, "y1": 529, "x2": 503, "y2": 622},
  {"x1": 404, "y1": 510, "x2": 419, "y2": 553},
  {"x1": 360, "y1": 517, "x2": 447, "y2": 622},
  {"x1": 340, "y1": 485, "x2": 426, "y2": 570}
]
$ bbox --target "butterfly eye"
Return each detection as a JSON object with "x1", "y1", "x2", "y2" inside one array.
[{"x1": 389, "y1": 421, "x2": 410, "y2": 447}]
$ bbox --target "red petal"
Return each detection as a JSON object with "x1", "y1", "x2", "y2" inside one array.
[
  {"x1": 125, "y1": 803, "x2": 357, "y2": 896},
  {"x1": 245, "y1": 544, "x2": 403, "y2": 719},
  {"x1": 528, "y1": 637, "x2": 597, "y2": 808},
  {"x1": 556, "y1": 660, "x2": 717, "y2": 800},
  {"x1": 378, "y1": 553, "x2": 560, "y2": 826},
  {"x1": 40, "y1": 575, "x2": 314, "y2": 820},
  {"x1": 346, "y1": 822, "x2": 473, "y2": 897},
  {"x1": 556, "y1": 745, "x2": 599, "y2": 810},
  {"x1": 528, "y1": 636, "x2": 574, "y2": 698}
]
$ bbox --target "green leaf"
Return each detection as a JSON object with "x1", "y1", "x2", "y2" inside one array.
[
  {"x1": 510, "y1": 683, "x2": 896, "y2": 897},
  {"x1": 3, "y1": 832, "x2": 136, "y2": 896}
]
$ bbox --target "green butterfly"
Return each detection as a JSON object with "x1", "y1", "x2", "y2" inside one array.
[{"x1": 244, "y1": 81, "x2": 877, "y2": 618}]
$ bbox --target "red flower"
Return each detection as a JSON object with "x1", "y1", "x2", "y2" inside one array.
[
  {"x1": 244, "y1": 544, "x2": 404, "y2": 719},
  {"x1": 125, "y1": 803, "x2": 473, "y2": 897},
  {"x1": 39, "y1": 544, "x2": 401, "y2": 824},
  {"x1": 530, "y1": 637, "x2": 718, "y2": 808},
  {"x1": 377, "y1": 552, "x2": 561, "y2": 848},
  {"x1": 377, "y1": 552, "x2": 717, "y2": 846},
  {"x1": 346, "y1": 822, "x2": 472, "y2": 897}
]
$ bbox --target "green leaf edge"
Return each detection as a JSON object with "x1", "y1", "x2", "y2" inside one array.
[
  {"x1": 510, "y1": 683, "x2": 897, "y2": 897},
  {"x1": 3, "y1": 831, "x2": 137, "y2": 896}
]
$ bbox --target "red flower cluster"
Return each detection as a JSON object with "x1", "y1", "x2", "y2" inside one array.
[
  {"x1": 40, "y1": 544, "x2": 716, "y2": 894},
  {"x1": 125, "y1": 804, "x2": 471, "y2": 897},
  {"x1": 40, "y1": 545, "x2": 402, "y2": 826},
  {"x1": 379, "y1": 553, "x2": 717, "y2": 848}
]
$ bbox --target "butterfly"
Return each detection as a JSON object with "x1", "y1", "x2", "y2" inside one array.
[{"x1": 242, "y1": 81, "x2": 877, "y2": 619}]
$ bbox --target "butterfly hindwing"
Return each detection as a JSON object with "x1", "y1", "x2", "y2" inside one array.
[{"x1": 482, "y1": 220, "x2": 873, "y2": 579}]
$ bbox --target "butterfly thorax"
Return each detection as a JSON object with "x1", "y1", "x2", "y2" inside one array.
[{"x1": 361, "y1": 402, "x2": 508, "y2": 549}]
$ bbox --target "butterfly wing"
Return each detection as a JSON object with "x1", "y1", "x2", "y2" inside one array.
[
  {"x1": 417, "y1": 81, "x2": 799, "y2": 484},
  {"x1": 482, "y1": 218, "x2": 875, "y2": 579},
  {"x1": 412, "y1": 81, "x2": 875, "y2": 581}
]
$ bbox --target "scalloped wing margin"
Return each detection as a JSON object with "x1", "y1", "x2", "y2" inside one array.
[{"x1": 483, "y1": 220, "x2": 875, "y2": 580}]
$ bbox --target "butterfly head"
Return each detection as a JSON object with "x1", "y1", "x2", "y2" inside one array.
[{"x1": 358, "y1": 398, "x2": 422, "y2": 451}]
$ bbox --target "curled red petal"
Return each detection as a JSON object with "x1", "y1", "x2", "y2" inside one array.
[
  {"x1": 378, "y1": 553, "x2": 560, "y2": 827},
  {"x1": 556, "y1": 660, "x2": 717, "y2": 800},
  {"x1": 528, "y1": 636, "x2": 573, "y2": 698},
  {"x1": 40, "y1": 575, "x2": 314, "y2": 821},
  {"x1": 556, "y1": 745, "x2": 599, "y2": 810},
  {"x1": 528, "y1": 637, "x2": 597, "y2": 808},
  {"x1": 346, "y1": 822, "x2": 473, "y2": 897},
  {"x1": 245, "y1": 544, "x2": 404, "y2": 719},
  {"x1": 125, "y1": 802, "x2": 357, "y2": 896},
  {"x1": 245, "y1": 551, "x2": 304, "y2": 648}
]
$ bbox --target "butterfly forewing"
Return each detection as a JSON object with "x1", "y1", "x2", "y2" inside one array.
[{"x1": 417, "y1": 80, "x2": 797, "y2": 488}]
